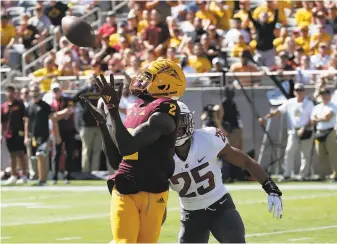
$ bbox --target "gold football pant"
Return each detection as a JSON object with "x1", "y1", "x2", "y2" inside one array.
[{"x1": 110, "y1": 188, "x2": 168, "y2": 243}]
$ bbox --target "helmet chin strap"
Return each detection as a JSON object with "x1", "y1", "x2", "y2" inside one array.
[{"x1": 175, "y1": 137, "x2": 190, "y2": 147}]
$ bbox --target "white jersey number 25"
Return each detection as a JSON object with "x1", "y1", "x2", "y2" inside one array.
[{"x1": 170, "y1": 162, "x2": 215, "y2": 198}]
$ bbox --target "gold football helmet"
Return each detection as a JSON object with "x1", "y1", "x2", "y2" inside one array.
[{"x1": 130, "y1": 59, "x2": 186, "y2": 100}]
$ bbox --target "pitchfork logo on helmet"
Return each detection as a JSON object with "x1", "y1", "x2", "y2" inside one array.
[
  {"x1": 176, "y1": 101, "x2": 195, "y2": 147},
  {"x1": 130, "y1": 59, "x2": 186, "y2": 100}
]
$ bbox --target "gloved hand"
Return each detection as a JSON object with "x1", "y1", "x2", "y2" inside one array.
[{"x1": 262, "y1": 178, "x2": 283, "y2": 219}]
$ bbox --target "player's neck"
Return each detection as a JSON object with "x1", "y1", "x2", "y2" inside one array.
[{"x1": 175, "y1": 139, "x2": 191, "y2": 162}]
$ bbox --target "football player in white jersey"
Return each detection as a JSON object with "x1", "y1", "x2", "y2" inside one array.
[{"x1": 169, "y1": 101, "x2": 283, "y2": 243}]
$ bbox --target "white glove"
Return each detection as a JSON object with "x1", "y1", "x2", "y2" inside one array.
[{"x1": 268, "y1": 193, "x2": 283, "y2": 219}]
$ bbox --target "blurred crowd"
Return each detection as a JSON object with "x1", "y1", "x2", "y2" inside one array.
[{"x1": 1, "y1": 0, "x2": 337, "y2": 90}]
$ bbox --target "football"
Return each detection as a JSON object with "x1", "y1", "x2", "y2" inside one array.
[{"x1": 61, "y1": 16, "x2": 95, "y2": 48}]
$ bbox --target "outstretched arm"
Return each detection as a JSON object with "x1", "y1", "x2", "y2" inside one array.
[
  {"x1": 94, "y1": 74, "x2": 177, "y2": 157},
  {"x1": 219, "y1": 145, "x2": 269, "y2": 185},
  {"x1": 218, "y1": 144, "x2": 283, "y2": 219}
]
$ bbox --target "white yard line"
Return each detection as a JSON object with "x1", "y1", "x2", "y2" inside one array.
[
  {"x1": 2, "y1": 184, "x2": 337, "y2": 192},
  {"x1": 0, "y1": 237, "x2": 12, "y2": 240},
  {"x1": 288, "y1": 237, "x2": 313, "y2": 241},
  {"x1": 3, "y1": 193, "x2": 336, "y2": 227},
  {"x1": 56, "y1": 237, "x2": 82, "y2": 241},
  {"x1": 2, "y1": 214, "x2": 109, "y2": 227},
  {"x1": 246, "y1": 225, "x2": 337, "y2": 237}
]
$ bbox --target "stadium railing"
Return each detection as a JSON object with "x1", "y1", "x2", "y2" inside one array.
[
  {"x1": 0, "y1": 67, "x2": 12, "y2": 86},
  {"x1": 22, "y1": 35, "x2": 57, "y2": 76}
]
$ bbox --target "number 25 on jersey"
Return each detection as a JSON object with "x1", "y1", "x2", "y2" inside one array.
[{"x1": 170, "y1": 162, "x2": 215, "y2": 198}]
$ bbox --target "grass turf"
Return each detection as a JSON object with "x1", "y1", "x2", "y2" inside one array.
[{"x1": 1, "y1": 181, "x2": 337, "y2": 243}]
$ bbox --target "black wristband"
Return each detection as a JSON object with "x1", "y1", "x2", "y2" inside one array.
[{"x1": 262, "y1": 178, "x2": 282, "y2": 196}]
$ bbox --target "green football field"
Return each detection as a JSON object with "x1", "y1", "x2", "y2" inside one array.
[{"x1": 1, "y1": 181, "x2": 337, "y2": 243}]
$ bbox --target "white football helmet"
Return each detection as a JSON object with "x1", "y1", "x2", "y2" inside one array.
[{"x1": 176, "y1": 101, "x2": 195, "y2": 146}]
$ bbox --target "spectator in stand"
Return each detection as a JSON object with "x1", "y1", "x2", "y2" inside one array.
[
  {"x1": 171, "y1": 0, "x2": 189, "y2": 22},
  {"x1": 94, "y1": 33, "x2": 117, "y2": 63},
  {"x1": 140, "y1": 47, "x2": 156, "y2": 68},
  {"x1": 127, "y1": 10, "x2": 138, "y2": 36},
  {"x1": 162, "y1": 47, "x2": 178, "y2": 65},
  {"x1": 0, "y1": 14, "x2": 16, "y2": 61},
  {"x1": 195, "y1": 0, "x2": 217, "y2": 28},
  {"x1": 200, "y1": 34, "x2": 218, "y2": 61},
  {"x1": 179, "y1": 55, "x2": 197, "y2": 86},
  {"x1": 225, "y1": 17, "x2": 250, "y2": 49},
  {"x1": 20, "y1": 86, "x2": 31, "y2": 108},
  {"x1": 1, "y1": 86, "x2": 28, "y2": 185},
  {"x1": 295, "y1": 24, "x2": 311, "y2": 55},
  {"x1": 328, "y1": 5, "x2": 337, "y2": 34},
  {"x1": 210, "y1": 57, "x2": 224, "y2": 85},
  {"x1": 296, "y1": 55, "x2": 314, "y2": 84},
  {"x1": 28, "y1": 3, "x2": 52, "y2": 37},
  {"x1": 16, "y1": 14, "x2": 40, "y2": 52},
  {"x1": 310, "y1": 24, "x2": 332, "y2": 54},
  {"x1": 253, "y1": 0, "x2": 288, "y2": 26},
  {"x1": 209, "y1": 0, "x2": 233, "y2": 31},
  {"x1": 56, "y1": 36, "x2": 78, "y2": 67},
  {"x1": 311, "y1": 88, "x2": 337, "y2": 181},
  {"x1": 137, "y1": 9, "x2": 150, "y2": 36},
  {"x1": 72, "y1": 75, "x2": 102, "y2": 173},
  {"x1": 326, "y1": 52, "x2": 337, "y2": 71},
  {"x1": 233, "y1": 0, "x2": 251, "y2": 30},
  {"x1": 232, "y1": 34, "x2": 251, "y2": 58},
  {"x1": 211, "y1": 57, "x2": 224, "y2": 72},
  {"x1": 44, "y1": 0, "x2": 69, "y2": 42},
  {"x1": 108, "y1": 21, "x2": 130, "y2": 48},
  {"x1": 77, "y1": 47, "x2": 92, "y2": 71},
  {"x1": 121, "y1": 48, "x2": 134, "y2": 68},
  {"x1": 310, "y1": 43, "x2": 330, "y2": 70},
  {"x1": 188, "y1": 42, "x2": 212, "y2": 73},
  {"x1": 145, "y1": 0, "x2": 174, "y2": 23},
  {"x1": 179, "y1": 10, "x2": 196, "y2": 39},
  {"x1": 311, "y1": 11, "x2": 334, "y2": 37},
  {"x1": 125, "y1": 56, "x2": 141, "y2": 77},
  {"x1": 26, "y1": 85, "x2": 61, "y2": 186},
  {"x1": 97, "y1": 11, "x2": 117, "y2": 43},
  {"x1": 295, "y1": 1, "x2": 313, "y2": 26},
  {"x1": 29, "y1": 57, "x2": 60, "y2": 92},
  {"x1": 143, "y1": 9, "x2": 170, "y2": 56},
  {"x1": 50, "y1": 83, "x2": 75, "y2": 184},
  {"x1": 248, "y1": 8, "x2": 279, "y2": 67},
  {"x1": 230, "y1": 53, "x2": 259, "y2": 87},
  {"x1": 273, "y1": 27, "x2": 288, "y2": 53},
  {"x1": 105, "y1": 53, "x2": 123, "y2": 75},
  {"x1": 282, "y1": 37, "x2": 297, "y2": 57},
  {"x1": 207, "y1": 24, "x2": 222, "y2": 50},
  {"x1": 82, "y1": 59, "x2": 104, "y2": 76},
  {"x1": 168, "y1": 27, "x2": 183, "y2": 49}
]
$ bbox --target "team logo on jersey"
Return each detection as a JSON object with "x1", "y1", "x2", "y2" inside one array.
[
  {"x1": 215, "y1": 129, "x2": 226, "y2": 143},
  {"x1": 198, "y1": 156, "x2": 205, "y2": 163},
  {"x1": 156, "y1": 197, "x2": 165, "y2": 203},
  {"x1": 139, "y1": 111, "x2": 145, "y2": 116}
]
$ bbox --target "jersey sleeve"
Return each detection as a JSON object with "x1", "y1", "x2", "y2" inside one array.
[{"x1": 203, "y1": 127, "x2": 228, "y2": 155}]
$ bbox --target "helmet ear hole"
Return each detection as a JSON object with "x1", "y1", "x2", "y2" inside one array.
[{"x1": 158, "y1": 85, "x2": 166, "y2": 90}]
